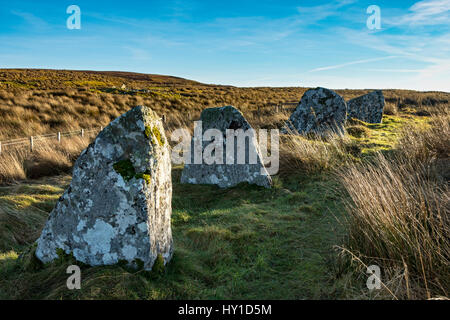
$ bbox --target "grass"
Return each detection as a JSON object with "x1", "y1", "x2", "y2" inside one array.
[
  {"x1": 346, "y1": 115, "x2": 431, "y2": 155},
  {"x1": 0, "y1": 177, "x2": 67, "y2": 251},
  {"x1": 0, "y1": 170, "x2": 348, "y2": 299},
  {"x1": 336, "y1": 113, "x2": 449, "y2": 299},
  {"x1": 0, "y1": 68, "x2": 448, "y2": 300},
  {"x1": 0, "y1": 107, "x2": 442, "y2": 300},
  {"x1": 0, "y1": 136, "x2": 90, "y2": 184}
]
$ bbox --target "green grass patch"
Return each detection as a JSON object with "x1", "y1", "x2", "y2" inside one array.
[
  {"x1": 0, "y1": 170, "x2": 349, "y2": 299},
  {"x1": 346, "y1": 115, "x2": 430, "y2": 155}
]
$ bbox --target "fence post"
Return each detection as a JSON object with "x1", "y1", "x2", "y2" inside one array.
[
  {"x1": 81, "y1": 129, "x2": 85, "y2": 138},
  {"x1": 30, "y1": 136, "x2": 34, "y2": 152},
  {"x1": 57, "y1": 132, "x2": 61, "y2": 143}
]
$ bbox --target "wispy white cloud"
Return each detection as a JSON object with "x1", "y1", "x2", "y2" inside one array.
[
  {"x1": 124, "y1": 47, "x2": 151, "y2": 62},
  {"x1": 387, "y1": 0, "x2": 450, "y2": 26},
  {"x1": 296, "y1": 0, "x2": 357, "y2": 23},
  {"x1": 11, "y1": 10, "x2": 50, "y2": 30},
  {"x1": 336, "y1": 26, "x2": 450, "y2": 91},
  {"x1": 164, "y1": 0, "x2": 199, "y2": 18},
  {"x1": 308, "y1": 56, "x2": 398, "y2": 72},
  {"x1": 362, "y1": 68, "x2": 422, "y2": 73}
]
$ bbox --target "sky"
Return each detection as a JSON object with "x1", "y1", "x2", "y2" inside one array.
[{"x1": 0, "y1": 0, "x2": 449, "y2": 91}]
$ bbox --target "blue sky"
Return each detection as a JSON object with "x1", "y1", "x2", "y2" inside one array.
[{"x1": 0, "y1": 0, "x2": 449, "y2": 91}]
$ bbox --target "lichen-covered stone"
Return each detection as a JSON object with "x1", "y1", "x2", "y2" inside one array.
[
  {"x1": 285, "y1": 87, "x2": 347, "y2": 135},
  {"x1": 35, "y1": 106, "x2": 173, "y2": 270},
  {"x1": 181, "y1": 105, "x2": 272, "y2": 188},
  {"x1": 347, "y1": 90, "x2": 385, "y2": 123}
]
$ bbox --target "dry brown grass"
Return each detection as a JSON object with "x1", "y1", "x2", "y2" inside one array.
[
  {"x1": 278, "y1": 131, "x2": 356, "y2": 176},
  {"x1": 337, "y1": 113, "x2": 450, "y2": 299},
  {"x1": 1, "y1": 69, "x2": 448, "y2": 140},
  {"x1": 383, "y1": 102, "x2": 398, "y2": 115},
  {"x1": 0, "y1": 136, "x2": 90, "y2": 184}
]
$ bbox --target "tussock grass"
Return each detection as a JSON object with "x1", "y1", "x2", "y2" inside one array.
[
  {"x1": 278, "y1": 133, "x2": 354, "y2": 176},
  {"x1": 337, "y1": 113, "x2": 450, "y2": 299},
  {"x1": 383, "y1": 102, "x2": 398, "y2": 115}
]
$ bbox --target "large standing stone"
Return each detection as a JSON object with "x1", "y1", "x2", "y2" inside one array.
[
  {"x1": 285, "y1": 87, "x2": 347, "y2": 135},
  {"x1": 181, "y1": 106, "x2": 272, "y2": 188},
  {"x1": 35, "y1": 106, "x2": 173, "y2": 270},
  {"x1": 347, "y1": 90, "x2": 385, "y2": 123}
]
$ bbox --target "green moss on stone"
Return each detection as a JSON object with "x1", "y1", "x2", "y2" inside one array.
[
  {"x1": 53, "y1": 248, "x2": 79, "y2": 266},
  {"x1": 114, "y1": 159, "x2": 152, "y2": 184},
  {"x1": 135, "y1": 173, "x2": 151, "y2": 185},
  {"x1": 144, "y1": 126, "x2": 165, "y2": 147},
  {"x1": 151, "y1": 254, "x2": 165, "y2": 275},
  {"x1": 144, "y1": 126, "x2": 152, "y2": 139},
  {"x1": 152, "y1": 126, "x2": 165, "y2": 146},
  {"x1": 113, "y1": 159, "x2": 136, "y2": 181}
]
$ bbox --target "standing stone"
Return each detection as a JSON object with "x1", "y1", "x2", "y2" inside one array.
[
  {"x1": 285, "y1": 87, "x2": 347, "y2": 135},
  {"x1": 347, "y1": 90, "x2": 385, "y2": 123},
  {"x1": 181, "y1": 105, "x2": 272, "y2": 188},
  {"x1": 35, "y1": 106, "x2": 173, "y2": 270}
]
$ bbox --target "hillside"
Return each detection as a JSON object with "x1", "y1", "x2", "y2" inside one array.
[
  {"x1": 0, "y1": 69, "x2": 448, "y2": 141},
  {"x1": 0, "y1": 69, "x2": 205, "y2": 90}
]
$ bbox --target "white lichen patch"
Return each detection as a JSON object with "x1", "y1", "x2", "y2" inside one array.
[
  {"x1": 83, "y1": 220, "x2": 116, "y2": 255},
  {"x1": 137, "y1": 222, "x2": 148, "y2": 233},
  {"x1": 77, "y1": 220, "x2": 86, "y2": 232},
  {"x1": 209, "y1": 174, "x2": 220, "y2": 184},
  {"x1": 103, "y1": 252, "x2": 118, "y2": 264},
  {"x1": 122, "y1": 245, "x2": 138, "y2": 261},
  {"x1": 115, "y1": 209, "x2": 138, "y2": 234}
]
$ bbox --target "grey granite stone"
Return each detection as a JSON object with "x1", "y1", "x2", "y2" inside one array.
[
  {"x1": 36, "y1": 106, "x2": 173, "y2": 270},
  {"x1": 347, "y1": 90, "x2": 385, "y2": 123},
  {"x1": 181, "y1": 105, "x2": 272, "y2": 188},
  {"x1": 285, "y1": 87, "x2": 347, "y2": 136}
]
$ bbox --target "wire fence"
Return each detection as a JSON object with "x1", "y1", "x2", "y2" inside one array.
[
  {"x1": 0, "y1": 101, "x2": 299, "y2": 155},
  {"x1": 251, "y1": 101, "x2": 297, "y2": 118},
  {"x1": 272, "y1": 101, "x2": 298, "y2": 111},
  {"x1": 0, "y1": 127, "x2": 103, "y2": 155}
]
